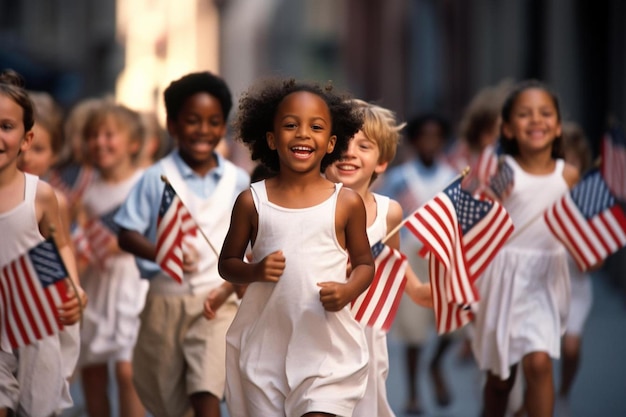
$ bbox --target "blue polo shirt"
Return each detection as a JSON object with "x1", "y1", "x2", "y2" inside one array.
[{"x1": 114, "y1": 150, "x2": 250, "y2": 278}]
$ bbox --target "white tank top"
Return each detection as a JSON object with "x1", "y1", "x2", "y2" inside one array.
[
  {"x1": 367, "y1": 193, "x2": 389, "y2": 244},
  {"x1": 0, "y1": 173, "x2": 44, "y2": 266}
]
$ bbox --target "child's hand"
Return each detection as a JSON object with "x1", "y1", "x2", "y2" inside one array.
[
  {"x1": 182, "y1": 242, "x2": 200, "y2": 273},
  {"x1": 58, "y1": 285, "x2": 87, "y2": 325},
  {"x1": 317, "y1": 281, "x2": 352, "y2": 312},
  {"x1": 203, "y1": 286, "x2": 230, "y2": 320},
  {"x1": 254, "y1": 250, "x2": 285, "y2": 282}
]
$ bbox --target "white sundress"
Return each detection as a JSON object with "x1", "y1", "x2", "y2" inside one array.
[{"x1": 471, "y1": 156, "x2": 571, "y2": 379}]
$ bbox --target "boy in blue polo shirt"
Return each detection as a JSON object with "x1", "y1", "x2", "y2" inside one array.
[{"x1": 114, "y1": 71, "x2": 249, "y2": 417}]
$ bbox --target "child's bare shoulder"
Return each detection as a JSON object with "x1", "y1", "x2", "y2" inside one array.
[
  {"x1": 35, "y1": 178, "x2": 58, "y2": 208},
  {"x1": 562, "y1": 161, "x2": 580, "y2": 189},
  {"x1": 337, "y1": 186, "x2": 364, "y2": 209},
  {"x1": 387, "y1": 198, "x2": 403, "y2": 227}
]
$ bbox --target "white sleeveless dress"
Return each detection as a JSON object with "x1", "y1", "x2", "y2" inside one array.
[
  {"x1": 0, "y1": 173, "x2": 69, "y2": 415},
  {"x1": 353, "y1": 193, "x2": 395, "y2": 417},
  {"x1": 225, "y1": 181, "x2": 368, "y2": 417},
  {"x1": 471, "y1": 156, "x2": 571, "y2": 379},
  {"x1": 79, "y1": 170, "x2": 149, "y2": 365}
]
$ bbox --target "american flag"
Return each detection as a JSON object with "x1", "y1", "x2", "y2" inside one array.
[
  {"x1": 601, "y1": 126, "x2": 626, "y2": 202},
  {"x1": 544, "y1": 169, "x2": 626, "y2": 272},
  {"x1": 404, "y1": 177, "x2": 514, "y2": 333},
  {"x1": 0, "y1": 239, "x2": 70, "y2": 350},
  {"x1": 473, "y1": 144, "x2": 501, "y2": 187},
  {"x1": 83, "y1": 209, "x2": 120, "y2": 266},
  {"x1": 488, "y1": 158, "x2": 514, "y2": 200},
  {"x1": 156, "y1": 183, "x2": 197, "y2": 283},
  {"x1": 48, "y1": 166, "x2": 94, "y2": 205},
  {"x1": 350, "y1": 240, "x2": 408, "y2": 331}
]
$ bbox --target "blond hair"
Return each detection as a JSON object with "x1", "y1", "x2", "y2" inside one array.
[{"x1": 351, "y1": 99, "x2": 405, "y2": 182}]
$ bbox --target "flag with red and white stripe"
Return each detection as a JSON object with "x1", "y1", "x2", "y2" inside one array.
[
  {"x1": 156, "y1": 183, "x2": 197, "y2": 283},
  {"x1": 351, "y1": 240, "x2": 408, "y2": 331},
  {"x1": 544, "y1": 169, "x2": 626, "y2": 272},
  {"x1": 83, "y1": 209, "x2": 119, "y2": 266},
  {"x1": 601, "y1": 126, "x2": 626, "y2": 202},
  {"x1": 404, "y1": 176, "x2": 514, "y2": 333},
  {"x1": 0, "y1": 239, "x2": 69, "y2": 350}
]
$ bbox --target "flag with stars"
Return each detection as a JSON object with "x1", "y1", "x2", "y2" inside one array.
[
  {"x1": 404, "y1": 177, "x2": 514, "y2": 333},
  {"x1": 0, "y1": 239, "x2": 70, "y2": 350},
  {"x1": 601, "y1": 126, "x2": 626, "y2": 202},
  {"x1": 351, "y1": 240, "x2": 408, "y2": 331},
  {"x1": 156, "y1": 183, "x2": 197, "y2": 283},
  {"x1": 544, "y1": 169, "x2": 626, "y2": 272}
]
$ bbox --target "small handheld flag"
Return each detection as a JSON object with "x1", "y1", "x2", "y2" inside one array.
[
  {"x1": 0, "y1": 239, "x2": 70, "y2": 350},
  {"x1": 404, "y1": 176, "x2": 514, "y2": 333},
  {"x1": 156, "y1": 182, "x2": 197, "y2": 283},
  {"x1": 544, "y1": 169, "x2": 626, "y2": 272},
  {"x1": 350, "y1": 241, "x2": 408, "y2": 331}
]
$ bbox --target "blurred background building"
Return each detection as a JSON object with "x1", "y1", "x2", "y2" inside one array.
[{"x1": 1, "y1": 0, "x2": 624, "y2": 150}]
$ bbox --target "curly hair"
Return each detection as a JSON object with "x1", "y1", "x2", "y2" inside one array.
[
  {"x1": 164, "y1": 71, "x2": 233, "y2": 122},
  {"x1": 498, "y1": 79, "x2": 564, "y2": 158},
  {"x1": 234, "y1": 78, "x2": 363, "y2": 172}
]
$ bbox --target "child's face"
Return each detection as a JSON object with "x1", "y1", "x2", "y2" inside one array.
[
  {"x1": 18, "y1": 124, "x2": 56, "y2": 177},
  {"x1": 412, "y1": 121, "x2": 446, "y2": 166},
  {"x1": 502, "y1": 88, "x2": 561, "y2": 154},
  {"x1": 0, "y1": 94, "x2": 33, "y2": 172},
  {"x1": 85, "y1": 115, "x2": 138, "y2": 174},
  {"x1": 266, "y1": 91, "x2": 336, "y2": 174},
  {"x1": 325, "y1": 130, "x2": 385, "y2": 190},
  {"x1": 168, "y1": 92, "x2": 226, "y2": 172}
]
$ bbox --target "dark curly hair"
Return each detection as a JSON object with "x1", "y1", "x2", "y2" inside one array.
[
  {"x1": 498, "y1": 79, "x2": 564, "y2": 158},
  {"x1": 234, "y1": 78, "x2": 363, "y2": 172},
  {"x1": 164, "y1": 71, "x2": 233, "y2": 122},
  {"x1": 0, "y1": 69, "x2": 34, "y2": 132}
]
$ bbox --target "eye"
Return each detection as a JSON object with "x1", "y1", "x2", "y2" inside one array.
[
  {"x1": 283, "y1": 122, "x2": 297, "y2": 129},
  {"x1": 312, "y1": 124, "x2": 324, "y2": 131},
  {"x1": 1, "y1": 123, "x2": 14, "y2": 130}
]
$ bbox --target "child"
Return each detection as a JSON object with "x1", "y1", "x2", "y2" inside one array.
[
  {"x1": 324, "y1": 99, "x2": 432, "y2": 417},
  {"x1": 114, "y1": 71, "x2": 250, "y2": 417},
  {"x1": 219, "y1": 78, "x2": 374, "y2": 417},
  {"x1": 0, "y1": 70, "x2": 85, "y2": 416},
  {"x1": 49, "y1": 97, "x2": 105, "y2": 211},
  {"x1": 17, "y1": 90, "x2": 82, "y2": 413},
  {"x1": 470, "y1": 80, "x2": 579, "y2": 417},
  {"x1": 374, "y1": 112, "x2": 457, "y2": 414},
  {"x1": 77, "y1": 102, "x2": 149, "y2": 417}
]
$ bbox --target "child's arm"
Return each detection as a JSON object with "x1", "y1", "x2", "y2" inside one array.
[
  {"x1": 37, "y1": 181, "x2": 87, "y2": 325},
  {"x1": 386, "y1": 199, "x2": 433, "y2": 309},
  {"x1": 218, "y1": 190, "x2": 285, "y2": 284},
  {"x1": 318, "y1": 188, "x2": 374, "y2": 312}
]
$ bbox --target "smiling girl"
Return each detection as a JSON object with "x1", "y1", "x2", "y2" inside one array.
[
  {"x1": 219, "y1": 79, "x2": 374, "y2": 417},
  {"x1": 77, "y1": 102, "x2": 149, "y2": 417},
  {"x1": 470, "y1": 80, "x2": 579, "y2": 417}
]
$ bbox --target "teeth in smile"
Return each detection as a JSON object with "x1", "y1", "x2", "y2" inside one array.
[
  {"x1": 337, "y1": 164, "x2": 357, "y2": 171},
  {"x1": 291, "y1": 146, "x2": 313, "y2": 152}
]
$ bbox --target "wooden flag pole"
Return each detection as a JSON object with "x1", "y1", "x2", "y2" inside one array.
[
  {"x1": 381, "y1": 166, "x2": 471, "y2": 244},
  {"x1": 160, "y1": 175, "x2": 220, "y2": 257}
]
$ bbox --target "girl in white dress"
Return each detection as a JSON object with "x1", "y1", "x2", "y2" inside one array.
[
  {"x1": 471, "y1": 80, "x2": 579, "y2": 417},
  {"x1": 77, "y1": 103, "x2": 148, "y2": 417},
  {"x1": 219, "y1": 79, "x2": 374, "y2": 417}
]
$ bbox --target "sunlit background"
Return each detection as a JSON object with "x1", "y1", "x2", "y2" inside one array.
[{"x1": 2, "y1": 0, "x2": 625, "y2": 146}]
